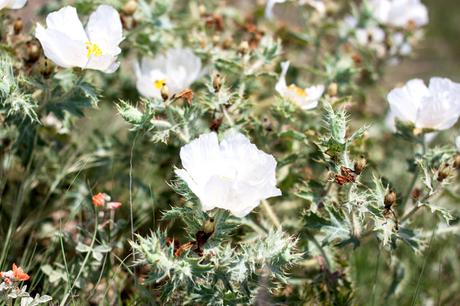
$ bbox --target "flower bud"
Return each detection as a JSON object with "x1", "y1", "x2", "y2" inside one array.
[
  {"x1": 122, "y1": 0, "x2": 137, "y2": 16},
  {"x1": 13, "y1": 18, "x2": 23, "y2": 35},
  {"x1": 161, "y1": 84, "x2": 169, "y2": 101},
  {"x1": 353, "y1": 155, "x2": 367, "y2": 175},
  {"x1": 437, "y1": 163, "x2": 451, "y2": 182},
  {"x1": 384, "y1": 191, "x2": 397, "y2": 208},
  {"x1": 213, "y1": 73, "x2": 222, "y2": 93},
  {"x1": 327, "y1": 82, "x2": 338, "y2": 97}
]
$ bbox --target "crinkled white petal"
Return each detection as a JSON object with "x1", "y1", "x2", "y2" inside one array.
[
  {"x1": 387, "y1": 79, "x2": 429, "y2": 124},
  {"x1": 176, "y1": 132, "x2": 281, "y2": 217},
  {"x1": 0, "y1": 0, "x2": 27, "y2": 9},
  {"x1": 369, "y1": 0, "x2": 428, "y2": 28},
  {"x1": 387, "y1": 77, "x2": 460, "y2": 131}
]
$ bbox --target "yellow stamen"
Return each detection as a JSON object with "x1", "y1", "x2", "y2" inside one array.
[
  {"x1": 288, "y1": 84, "x2": 307, "y2": 97},
  {"x1": 85, "y1": 42, "x2": 103, "y2": 58},
  {"x1": 154, "y1": 79, "x2": 166, "y2": 89}
]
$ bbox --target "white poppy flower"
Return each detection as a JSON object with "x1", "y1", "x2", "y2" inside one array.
[
  {"x1": 35, "y1": 5, "x2": 123, "y2": 73},
  {"x1": 369, "y1": 0, "x2": 428, "y2": 28},
  {"x1": 387, "y1": 78, "x2": 460, "y2": 130},
  {"x1": 135, "y1": 48, "x2": 202, "y2": 99},
  {"x1": 175, "y1": 132, "x2": 282, "y2": 217},
  {"x1": 276, "y1": 61, "x2": 324, "y2": 110},
  {"x1": 0, "y1": 0, "x2": 26, "y2": 10}
]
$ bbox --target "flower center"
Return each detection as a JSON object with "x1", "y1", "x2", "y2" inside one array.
[
  {"x1": 288, "y1": 84, "x2": 307, "y2": 97},
  {"x1": 86, "y1": 42, "x2": 103, "y2": 58},
  {"x1": 154, "y1": 79, "x2": 166, "y2": 89}
]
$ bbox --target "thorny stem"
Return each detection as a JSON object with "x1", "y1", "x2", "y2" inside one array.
[{"x1": 306, "y1": 230, "x2": 331, "y2": 270}]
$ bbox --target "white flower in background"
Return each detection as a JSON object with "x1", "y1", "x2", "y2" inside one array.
[
  {"x1": 35, "y1": 5, "x2": 123, "y2": 73},
  {"x1": 175, "y1": 132, "x2": 281, "y2": 217},
  {"x1": 135, "y1": 48, "x2": 202, "y2": 99},
  {"x1": 387, "y1": 78, "x2": 460, "y2": 130},
  {"x1": 355, "y1": 26, "x2": 386, "y2": 57},
  {"x1": 369, "y1": 0, "x2": 428, "y2": 28},
  {"x1": 265, "y1": 0, "x2": 287, "y2": 20},
  {"x1": 0, "y1": 0, "x2": 26, "y2": 10},
  {"x1": 276, "y1": 61, "x2": 324, "y2": 110}
]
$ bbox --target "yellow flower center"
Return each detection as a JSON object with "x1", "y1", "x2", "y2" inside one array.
[
  {"x1": 154, "y1": 79, "x2": 166, "y2": 89},
  {"x1": 288, "y1": 84, "x2": 307, "y2": 97},
  {"x1": 85, "y1": 42, "x2": 103, "y2": 58}
]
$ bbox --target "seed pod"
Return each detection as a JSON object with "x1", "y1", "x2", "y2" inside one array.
[
  {"x1": 384, "y1": 191, "x2": 397, "y2": 208},
  {"x1": 41, "y1": 59, "x2": 54, "y2": 78},
  {"x1": 26, "y1": 42, "x2": 41, "y2": 63},
  {"x1": 161, "y1": 84, "x2": 169, "y2": 101},
  {"x1": 327, "y1": 82, "x2": 338, "y2": 97},
  {"x1": 354, "y1": 155, "x2": 367, "y2": 175},
  {"x1": 13, "y1": 18, "x2": 23, "y2": 35},
  {"x1": 213, "y1": 73, "x2": 222, "y2": 93},
  {"x1": 454, "y1": 154, "x2": 460, "y2": 169},
  {"x1": 202, "y1": 218, "x2": 215, "y2": 235},
  {"x1": 238, "y1": 41, "x2": 250, "y2": 55},
  {"x1": 122, "y1": 0, "x2": 137, "y2": 16},
  {"x1": 437, "y1": 163, "x2": 451, "y2": 182}
]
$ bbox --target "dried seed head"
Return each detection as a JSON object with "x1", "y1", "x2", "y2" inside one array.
[
  {"x1": 122, "y1": 0, "x2": 137, "y2": 16},
  {"x1": 437, "y1": 163, "x2": 451, "y2": 182},
  {"x1": 13, "y1": 18, "x2": 23, "y2": 35},
  {"x1": 41, "y1": 59, "x2": 54, "y2": 78},
  {"x1": 384, "y1": 191, "x2": 397, "y2": 208},
  {"x1": 354, "y1": 156, "x2": 367, "y2": 175},
  {"x1": 411, "y1": 188, "x2": 422, "y2": 200},
  {"x1": 213, "y1": 73, "x2": 222, "y2": 93}
]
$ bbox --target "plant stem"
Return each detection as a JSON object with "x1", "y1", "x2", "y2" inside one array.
[{"x1": 261, "y1": 200, "x2": 281, "y2": 230}]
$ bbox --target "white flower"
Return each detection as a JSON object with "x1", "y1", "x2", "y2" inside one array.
[
  {"x1": 369, "y1": 0, "x2": 428, "y2": 28},
  {"x1": 175, "y1": 132, "x2": 282, "y2": 217},
  {"x1": 456, "y1": 136, "x2": 460, "y2": 152},
  {"x1": 387, "y1": 78, "x2": 460, "y2": 130},
  {"x1": 265, "y1": 0, "x2": 287, "y2": 20},
  {"x1": 0, "y1": 0, "x2": 26, "y2": 10},
  {"x1": 276, "y1": 61, "x2": 324, "y2": 110},
  {"x1": 135, "y1": 48, "x2": 202, "y2": 99},
  {"x1": 35, "y1": 5, "x2": 123, "y2": 73}
]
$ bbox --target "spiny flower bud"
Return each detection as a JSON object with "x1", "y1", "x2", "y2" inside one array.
[
  {"x1": 353, "y1": 155, "x2": 367, "y2": 175},
  {"x1": 213, "y1": 73, "x2": 222, "y2": 93},
  {"x1": 122, "y1": 0, "x2": 137, "y2": 16},
  {"x1": 327, "y1": 82, "x2": 338, "y2": 97},
  {"x1": 161, "y1": 84, "x2": 169, "y2": 101},
  {"x1": 437, "y1": 163, "x2": 451, "y2": 182},
  {"x1": 13, "y1": 18, "x2": 23, "y2": 35},
  {"x1": 384, "y1": 191, "x2": 397, "y2": 208}
]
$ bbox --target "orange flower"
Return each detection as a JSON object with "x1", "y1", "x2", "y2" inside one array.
[
  {"x1": 12, "y1": 263, "x2": 29, "y2": 281},
  {"x1": 92, "y1": 193, "x2": 106, "y2": 207}
]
